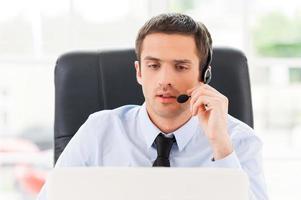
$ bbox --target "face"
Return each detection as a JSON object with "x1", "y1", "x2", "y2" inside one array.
[{"x1": 135, "y1": 33, "x2": 200, "y2": 119}]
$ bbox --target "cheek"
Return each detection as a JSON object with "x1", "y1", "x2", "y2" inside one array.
[
  {"x1": 140, "y1": 71, "x2": 155, "y2": 95},
  {"x1": 190, "y1": 69, "x2": 201, "y2": 85},
  {"x1": 178, "y1": 78, "x2": 197, "y2": 91},
  {"x1": 141, "y1": 66, "x2": 160, "y2": 83},
  {"x1": 179, "y1": 71, "x2": 199, "y2": 84}
]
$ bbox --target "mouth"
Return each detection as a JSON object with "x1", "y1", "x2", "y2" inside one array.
[
  {"x1": 157, "y1": 94, "x2": 176, "y2": 98},
  {"x1": 156, "y1": 94, "x2": 177, "y2": 103}
]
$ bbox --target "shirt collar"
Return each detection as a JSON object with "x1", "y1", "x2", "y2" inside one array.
[
  {"x1": 138, "y1": 103, "x2": 200, "y2": 152},
  {"x1": 173, "y1": 115, "x2": 199, "y2": 152}
]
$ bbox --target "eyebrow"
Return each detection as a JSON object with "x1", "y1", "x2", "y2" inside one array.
[
  {"x1": 143, "y1": 56, "x2": 192, "y2": 64},
  {"x1": 143, "y1": 56, "x2": 161, "y2": 61},
  {"x1": 173, "y1": 59, "x2": 192, "y2": 64}
]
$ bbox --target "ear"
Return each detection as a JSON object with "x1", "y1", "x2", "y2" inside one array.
[{"x1": 134, "y1": 61, "x2": 142, "y2": 85}]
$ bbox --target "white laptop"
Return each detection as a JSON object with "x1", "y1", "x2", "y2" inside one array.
[{"x1": 47, "y1": 167, "x2": 249, "y2": 200}]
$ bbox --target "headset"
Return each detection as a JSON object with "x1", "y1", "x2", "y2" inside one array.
[{"x1": 200, "y1": 44, "x2": 213, "y2": 84}]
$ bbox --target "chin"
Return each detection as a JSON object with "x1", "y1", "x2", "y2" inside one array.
[{"x1": 154, "y1": 105, "x2": 186, "y2": 118}]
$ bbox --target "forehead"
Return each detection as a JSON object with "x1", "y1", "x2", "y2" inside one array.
[{"x1": 140, "y1": 33, "x2": 199, "y2": 62}]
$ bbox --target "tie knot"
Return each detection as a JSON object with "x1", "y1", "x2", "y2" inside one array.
[{"x1": 154, "y1": 133, "x2": 175, "y2": 158}]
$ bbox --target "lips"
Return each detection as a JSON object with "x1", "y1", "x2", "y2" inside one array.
[
  {"x1": 156, "y1": 93, "x2": 176, "y2": 98},
  {"x1": 156, "y1": 92, "x2": 177, "y2": 103}
]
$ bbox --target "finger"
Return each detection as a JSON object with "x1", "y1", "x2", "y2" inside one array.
[
  {"x1": 191, "y1": 82, "x2": 214, "y2": 95},
  {"x1": 190, "y1": 85, "x2": 221, "y2": 109},
  {"x1": 191, "y1": 96, "x2": 219, "y2": 116},
  {"x1": 189, "y1": 85, "x2": 210, "y2": 106},
  {"x1": 189, "y1": 89, "x2": 213, "y2": 112},
  {"x1": 190, "y1": 87, "x2": 218, "y2": 102},
  {"x1": 192, "y1": 95, "x2": 209, "y2": 116},
  {"x1": 200, "y1": 84, "x2": 227, "y2": 101},
  {"x1": 202, "y1": 83, "x2": 221, "y2": 95},
  {"x1": 187, "y1": 82, "x2": 206, "y2": 95}
]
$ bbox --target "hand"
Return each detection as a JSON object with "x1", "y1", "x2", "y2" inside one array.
[{"x1": 188, "y1": 82, "x2": 233, "y2": 160}]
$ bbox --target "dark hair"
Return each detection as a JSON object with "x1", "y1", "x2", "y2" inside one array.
[{"x1": 135, "y1": 13, "x2": 212, "y2": 79}]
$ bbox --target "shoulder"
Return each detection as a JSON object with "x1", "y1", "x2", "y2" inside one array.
[
  {"x1": 70, "y1": 104, "x2": 141, "y2": 138},
  {"x1": 88, "y1": 104, "x2": 141, "y2": 123},
  {"x1": 80, "y1": 104, "x2": 141, "y2": 134},
  {"x1": 227, "y1": 114, "x2": 254, "y2": 133},
  {"x1": 59, "y1": 105, "x2": 141, "y2": 164}
]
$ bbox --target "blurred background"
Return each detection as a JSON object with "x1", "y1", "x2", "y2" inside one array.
[{"x1": 0, "y1": 0, "x2": 301, "y2": 199}]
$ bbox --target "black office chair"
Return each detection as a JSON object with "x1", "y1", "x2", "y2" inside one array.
[{"x1": 54, "y1": 48, "x2": 253, "y2": 164}]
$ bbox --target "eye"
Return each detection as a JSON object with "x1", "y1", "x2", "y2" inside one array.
[
  {"x1": 176, "y1": 65, "x2": 188, "y2": 71},
  {"x1": 147, "y1": 64, "x2": 159, "y2": 69}
]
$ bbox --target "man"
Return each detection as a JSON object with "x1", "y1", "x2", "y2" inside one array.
[{"x1": 37, "y1": 13, "x2": 268, "y2": 199}]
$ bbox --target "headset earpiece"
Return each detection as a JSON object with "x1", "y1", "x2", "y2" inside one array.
[
  {"x1": 202, "y1": 47, "x2": 213, "y2": 84},
  {"x1": 204, "y1": 66, "x2": 212, "y2": 84}
]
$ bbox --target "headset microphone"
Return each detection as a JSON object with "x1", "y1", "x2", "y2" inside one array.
[{"x1": 177, "y1": 94, "x2": 191, "y2": 103}]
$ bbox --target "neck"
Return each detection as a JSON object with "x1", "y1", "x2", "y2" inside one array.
[{"x1": 146, "y1": 106, "x2": 192, "y2": 134}]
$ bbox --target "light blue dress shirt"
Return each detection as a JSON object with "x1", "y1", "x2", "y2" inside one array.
[{"x1": 37, "y1": 103, "x2": 268, "y2": 200}]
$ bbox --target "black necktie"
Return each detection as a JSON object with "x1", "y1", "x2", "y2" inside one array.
[{"x1": 153, "y1": 133, "x2": 176, "y2": 167}]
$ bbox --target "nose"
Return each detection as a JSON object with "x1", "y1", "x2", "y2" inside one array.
[{"x1": 157, "y1": 66, "x2": 174, "y2": 89}]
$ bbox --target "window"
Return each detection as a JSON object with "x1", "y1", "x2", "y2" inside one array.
[{"x1": 168, "y1": 0, "x2": 301, "y2": 199}]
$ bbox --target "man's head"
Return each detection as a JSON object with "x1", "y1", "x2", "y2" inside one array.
[
  {"x1": 134, "y1": 13, "x2": 212, "y2": 120},
  {"x1": 135, "y1": 13, "x2": 212, "y2": 81}
]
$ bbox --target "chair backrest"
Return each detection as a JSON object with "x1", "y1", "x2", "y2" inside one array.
[{"x1": 54, "y1": 47, "x2": 253, "y2": 164}]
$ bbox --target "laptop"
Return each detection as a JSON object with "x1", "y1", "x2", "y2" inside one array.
[{"x1": 47, "y1": 167, "x2": 249, "y2": 200}]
